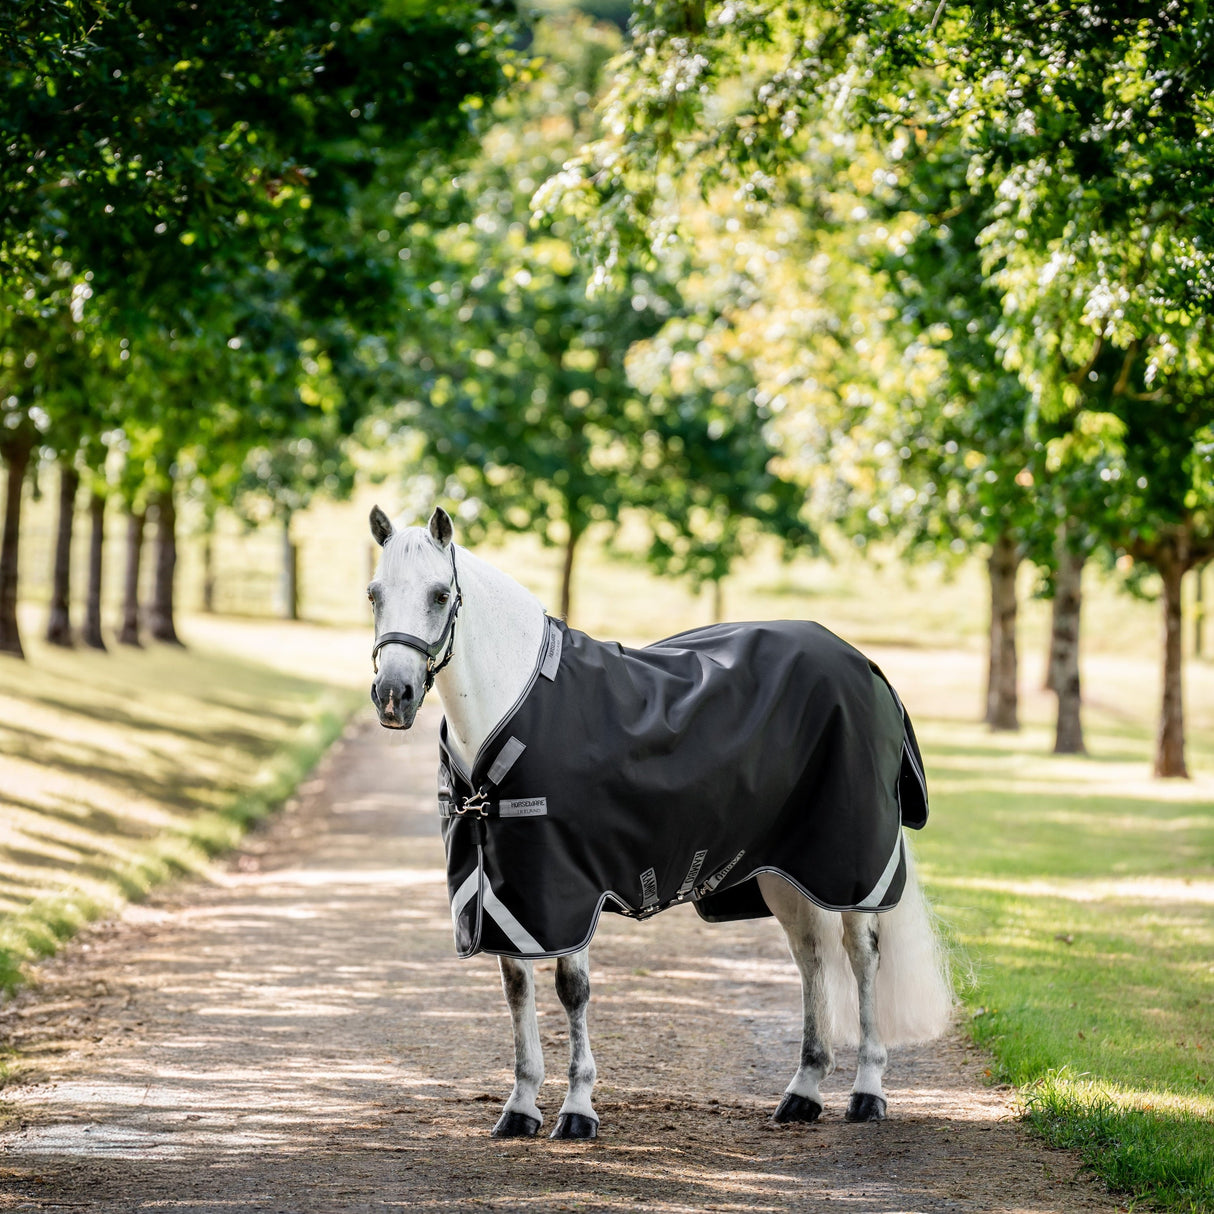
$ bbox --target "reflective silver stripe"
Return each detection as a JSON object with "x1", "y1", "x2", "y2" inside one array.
[
  {"x1": 451, "y1": 867, "x2": 481, "y2": 918},
  {"x1": 487, "y1": 736, "x2": 527, "y2": 785},
  {"x1": 481, "y1": 882, "x2": 543, "y2": 954},
  {"x1": 856, "y1": 831, "x2": 904, "y2": 909},
  {"x1": 539, "y1": 622, "x2": 563, "y2": 681},
  {"x1": 453, "y1": 856, "x2": 543, "y2": 954}
]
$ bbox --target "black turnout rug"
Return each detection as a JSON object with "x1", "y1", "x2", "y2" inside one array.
[{"x1": 438, "y1": 618, "x2": 928, "y2": 959}]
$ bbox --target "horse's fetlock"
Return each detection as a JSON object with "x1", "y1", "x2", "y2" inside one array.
[
  {"x1": 800, "y1": 1042, "x2": 833, "y2": 1075},
  {"x1": 857, "y1": 1043, "x2": 887, "y2": 1070},
  {"x1": 568, "y1": 1060, "x2": 596, "y2": 1089},
  {"x1": 516, "y1": 1062, "x2": 544, "y2": 1091}
]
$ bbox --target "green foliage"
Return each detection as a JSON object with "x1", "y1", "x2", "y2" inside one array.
[
  {"x1": 402, "y1": 15, "x2": 807, "y2": 609},
  {"x1": 0, "y1": 0, "x2": 518, "y2": 654},
  {"x1": 626, "y1": 314, "x2": 812, "y2": 584}
]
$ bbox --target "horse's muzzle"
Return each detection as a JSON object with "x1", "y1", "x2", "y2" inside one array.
[{"x1": 371, "y1": 678, "x2": 419, "y2": 730}]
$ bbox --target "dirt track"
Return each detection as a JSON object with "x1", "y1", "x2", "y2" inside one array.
[{"x1": 0, "y1": 711, "x2": 1117, "y2": 1213}]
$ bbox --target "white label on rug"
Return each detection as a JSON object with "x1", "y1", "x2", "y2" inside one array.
[
  {"x1": 499, "y1": 797, "x2": 547, "y2": 818},
  {"x1": 539, "y1": 624, "x2": 563, "y2": 681}
]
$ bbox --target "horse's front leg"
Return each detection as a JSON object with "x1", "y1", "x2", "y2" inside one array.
[
  {"x1": 550, "y1": 948, "x2": 598, "y2": 1139},
  {"x1": 493, "y1": 956, "x2": 545, "y2": 1137}
]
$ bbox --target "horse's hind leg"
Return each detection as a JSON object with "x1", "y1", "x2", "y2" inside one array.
[
  {"x1": 759, "y1": 873, "x2": 836, "y2": 1123},
  {"x1": 550, "y1": 948, "x2": 598, "y2": 1139},
  {"x1": 493, "y1": 956, "x2": 545, "y2": 1137},
  {"x1": 842, "y1": 911, "x2": 888, "y2": 1122}
]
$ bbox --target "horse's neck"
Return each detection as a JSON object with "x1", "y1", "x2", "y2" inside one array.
[{"x1": 434, "y1": 548, "x2": 548, "y2": 771}]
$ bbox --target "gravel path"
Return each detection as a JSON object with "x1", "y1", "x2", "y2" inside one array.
[{"x1": 0, "y1": 712, "x2": 1117, "y2": 1213}]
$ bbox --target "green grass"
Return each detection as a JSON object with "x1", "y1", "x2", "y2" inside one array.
[
  {"x1": 1023, "y1": 1074, "x2": 1213, "y2": 1212},
  {"x1": 0, "y1": 610, "x2": 363, "y2": 998},
  {"x1": 917, "y1": 716, "x2": 1214, "y2": 1211}
]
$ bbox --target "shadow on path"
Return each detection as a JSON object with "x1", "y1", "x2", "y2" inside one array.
[{"x1": 0, "y1": 711, "x2": 1115, "y2": 1213}]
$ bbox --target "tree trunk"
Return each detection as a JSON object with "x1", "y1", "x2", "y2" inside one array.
[
  {"x1": 118, "y1": 508, "x2": 146, "y2": 646},
  {"x1": 147, "y1": 485, "x2": 181, "y2": 644},
  {"x1": 281, "y1": 514, "x2": 299, "y2": 621},
  {"x1": 201, "y1": 530, "x2": 215, "y2": 614},
  {"x1": 711, "y1": 578, "x2": 725, "y2": 623},
  {"x1": 1052, "y1": 544, "x2": 1086, "y2": 755},
  {"x1": 1155, "y1": 547, "x2": 1189, "y2": 778},
  {"x1": 559, "y1": 526, "x2": 581, "y2": 623},
  {"x1": 82, "y1": 490, "x2": 107, "y2": 650},
  {"x1": 0, "y1": 433, "x2": 33, "y2": 658},
  {"x1": 1043, "y1": 594, "x2": 1061, "y2": 693},
  {"x1": 984, "y1": 532, "x2": 1020, "y2": 730},
  {"x1": 45, "y1": 463, "x2": 80, "y2": 647},
  {"x1": 1195, "y1": 565, "x2": 1205, "y2": 659}
]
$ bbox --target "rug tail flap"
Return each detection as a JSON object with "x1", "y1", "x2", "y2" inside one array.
[
  {"x1": 898, "y1": 711, "x2": 929, "y2": 829},
  {"x1": 870, "y1": 660, "x2": 929, "y2": 829}
]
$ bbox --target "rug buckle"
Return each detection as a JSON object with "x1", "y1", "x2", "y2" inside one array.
[{"x1": 453, "y1": 789, "x2": 491, "y2": 818}]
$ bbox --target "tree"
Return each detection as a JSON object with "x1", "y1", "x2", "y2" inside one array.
[
  {"x1": 402, "y1": 17, "x2": 678, "y2": 621},
  {"x1": 625, "y1": 314, "x2": 812, "y2": 616},
  {"x1": 228, "y1": 425, "x2": 356, "y2": 621},
  {"x1": 0, "y1": 0, "x2": 515, "y2": 657},
  {"x1": 545, "y1": 0, "x2": 1214, "y2": 773}
]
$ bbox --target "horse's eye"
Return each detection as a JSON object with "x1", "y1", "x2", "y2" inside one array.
[{"x1": 436, "y1": 591, "x2": 450, "y2": 605}]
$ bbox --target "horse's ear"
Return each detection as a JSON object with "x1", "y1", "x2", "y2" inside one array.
[
  {"x1": 369, "y1": 505, "x2": 394, "y2": 547},
  {"x1": 428, "y1": 506, "x2": 454, "y2": 550}
]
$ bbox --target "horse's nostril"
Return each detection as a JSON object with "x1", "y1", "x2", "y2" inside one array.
[{"x1": 403, "y1": 684, "x2": 415, "y2": 704}]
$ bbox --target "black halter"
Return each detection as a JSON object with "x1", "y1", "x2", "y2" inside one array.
[{"x1": 371, "y1": 547, "x2": 463, "y2": 692}]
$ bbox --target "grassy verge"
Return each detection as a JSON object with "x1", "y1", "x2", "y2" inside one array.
[
  {"x1": 917, "y1": 717, "x2": 1214, "y2": 1212},
  {"x1": 0, "y1": 612, "x2": 364, "y2": 1000}
]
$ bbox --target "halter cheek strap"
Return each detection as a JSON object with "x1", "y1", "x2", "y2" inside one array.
[{"x1": 371, "y1": 549, "x2": 463, "y2": 692}]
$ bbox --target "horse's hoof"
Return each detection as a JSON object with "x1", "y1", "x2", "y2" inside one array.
[
  {"x1": 845, "y1": 1092, "x2": 887, "y2": 1122},
  {"x1": 772, "y1": 1093, "x2": 823, "y2": 1124},
  {"x1": 549, "y1": 1112, "x2": 598, "y2": 1140},
  {"x1": 492, "y1": 1110, "x2": 541, "y2": 1137}
]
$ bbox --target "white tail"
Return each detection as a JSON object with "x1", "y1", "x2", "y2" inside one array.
[{"x1": 820, "y1": 843, "x2": 954, "y2": 1048}]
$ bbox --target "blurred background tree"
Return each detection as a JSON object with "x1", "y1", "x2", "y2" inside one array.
[{"x1": 0, "y1": 0, "x2": 514, "y2": 655}]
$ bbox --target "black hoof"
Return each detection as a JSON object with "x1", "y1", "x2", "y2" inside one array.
[
  {"x1": 550, "y1": 1112, "x2": 598, "y2": 1140},
  {"x1": 772, "y1": 1093, "x2": 823, "y2": 1124},
  {"x1": 845, "y1": 1092, "x2": 887, "y2": 1122},
  {"x1": 491, "y1": 1110, "x2": 541, "y2": 1137}
]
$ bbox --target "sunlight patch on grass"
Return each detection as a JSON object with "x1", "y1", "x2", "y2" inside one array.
[
  {"x1": 0, "y1": 618, "x2": 362, "y2": 996},
  {"x1": 1022, "y1": 1071, "x2": 1214, "y2": 1212}
]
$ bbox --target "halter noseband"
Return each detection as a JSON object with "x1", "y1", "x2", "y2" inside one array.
[{"x1": 371, "y1": 547, "x2": 463, "y2": 692}]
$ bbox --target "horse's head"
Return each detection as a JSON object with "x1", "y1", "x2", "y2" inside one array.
[{"x1": 367, "y1": 504, "x2": 461, "y2": 730}]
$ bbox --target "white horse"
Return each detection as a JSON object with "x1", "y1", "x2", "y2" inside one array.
[{"x1": 368, "y1": 505, "x2": 952, "y2": 1140}]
